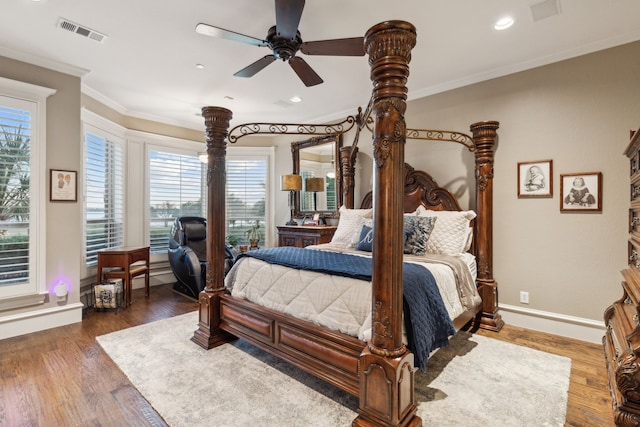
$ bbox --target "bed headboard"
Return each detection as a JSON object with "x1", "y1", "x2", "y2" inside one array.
[{"x1": 359, "y1": 163, "x2": 462, "y2": 212}]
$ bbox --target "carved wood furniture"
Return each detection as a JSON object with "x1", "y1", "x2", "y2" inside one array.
[
  {"x1": 97, "y1": 246, "x2": 150, "y2": 307},
  {"x1": 191, "y1": 20, "x2": 500, "y2": 427},
  {"x1": 277, "y1": 225, "x2": 337, "y2": 248},
  {"x1": 604, "y1": 126, "x2": 640, "y2": 426}
]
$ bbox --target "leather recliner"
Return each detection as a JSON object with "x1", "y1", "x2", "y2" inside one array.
[
  {"x1": 168, "y1": 216, "x2": 207, "y2": 299},
  {"x1": 168, "y1": 216, "x2": 237, "y2": 299}
]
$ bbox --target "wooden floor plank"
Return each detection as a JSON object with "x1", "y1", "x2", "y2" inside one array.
[{"x1": 0, "y1": 283, "x2": 615, "y2": 426}]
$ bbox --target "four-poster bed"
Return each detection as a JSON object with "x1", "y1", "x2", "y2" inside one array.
[{"x1": 191, "y1": 20, "x2": 501, "y2": 427}]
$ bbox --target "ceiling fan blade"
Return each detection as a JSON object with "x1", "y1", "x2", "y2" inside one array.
[
  {"x1": 196, "y1": 23, "x2": 268, "y2": 47},
  {"x1": 289, "y1": 56, "x2": 323, "y2": 87},
  {"x1": 300, "y1": 37, "x2": 365, "y2": 56},
  {"x1": 275, "y1": 0, "x2": 305, "y2": 40},
  {"x1": 234, "y1": 55, "x2": 277, "y2": 78}
]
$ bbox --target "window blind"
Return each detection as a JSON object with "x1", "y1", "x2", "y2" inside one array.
[
  {"x1": 0, "y1": 105, "x2": 31, "y2": 285},
  {"x1": 326, "y1": 176, "x2": 336, "y2": 210},
  {"x1": 149, "y1": 150, "x2": 204, "y2": 254},
  {"x1": 84, "y1": 131, "x2": 124, "y2": 266},
  {"x1": 301, "y1": 170, "x2": 314, "y2": 211},
  {"x1": 226, "y1": 158, "x2": 267, "y2": 246}
]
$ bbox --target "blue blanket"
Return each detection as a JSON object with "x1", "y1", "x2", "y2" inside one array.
[{"x1": 239, "y1": 247, "x2": 455, "y2": 369}]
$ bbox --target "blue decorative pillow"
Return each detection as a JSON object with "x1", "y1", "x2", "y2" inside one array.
[
  {"x1": 403, "y1": 216, "x2": 437, "y2": 256},
  {"x1": 356, "y1": 221, "x2": 436, "y2": 255},
  {"x1": 356, "y1": 225, "x2": 374, "y2": 252}
]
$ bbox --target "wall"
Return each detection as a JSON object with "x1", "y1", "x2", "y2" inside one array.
[
  {"x1": 0, "y1": 56, "x2": 84, "y2": 338},
  {"x1": 82, "y1": 95, "x2": 205, "y2": 142},
  {"x1": 348, "y1": 41, "x2": 640, "y2": 342}
]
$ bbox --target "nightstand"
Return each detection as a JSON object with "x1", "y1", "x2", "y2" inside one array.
[{"x1": 277, "y1": 225, "x2": 337, "y2": 248}]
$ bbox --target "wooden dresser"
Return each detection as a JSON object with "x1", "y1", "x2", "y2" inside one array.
[
  {"x1": 277, "y1": 225, "x2": 337, "y2": 248},
  {"x1": 604, "y1": 127, "x2": 640, "y2": 426}
]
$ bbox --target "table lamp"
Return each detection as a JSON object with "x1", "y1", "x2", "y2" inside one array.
[
  {"x1": 281, "y1": 174, "x2": 302, "y2": 225},
  {"x1": 305, "y1": 177, "x2": 325, "y2": 212}
]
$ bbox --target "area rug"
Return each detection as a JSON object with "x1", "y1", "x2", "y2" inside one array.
[{"x1": 96, "y1": 311, "x2": 571, "y2": 426}]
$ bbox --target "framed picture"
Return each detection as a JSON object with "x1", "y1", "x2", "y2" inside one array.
[
  {"x1": 50, "y1": 169, "x2": 77, "y2": 202},
  {"x1": 560, "y1": 172, "x2": 602, "y2": 212},
  {"x1": 517, "y1": 160, "x2": 553, "y2": 198}
]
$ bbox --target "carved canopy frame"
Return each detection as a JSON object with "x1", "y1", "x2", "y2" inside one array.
[{"x1": 190, "y1": 20, "x2": 501, "y2": 427}]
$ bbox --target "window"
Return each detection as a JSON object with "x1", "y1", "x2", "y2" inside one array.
[
  {"x1": 226, "y1": 156, "x2": 268, "y2": 247},
  {"x1": 0, "y1": 80, "x2": 53, "y2": 303},
  {"x1": 148, "y1": 146, "x2": 272, "y2": 253},
  {"x1": 300, "y1": 170, "x2": 315, "y2": 211},
  {"x1": 326, "y1": 176, "x2": 336, "y2": 210},
  {"x1": 0, "y1": 102, "x2": 32, "y2": 289},
  {"x1": 83, "y1": 126, "x2": 124, "y2": 266},
  {"x1": 148, "y1": 149, "x2": 205, "y2": 254}
]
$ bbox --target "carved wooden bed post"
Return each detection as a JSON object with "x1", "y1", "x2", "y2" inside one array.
[
  {"x1": 353, "y1": 21, "x2": 421, "y2": 427},
  {"x1": 192, "y1": 106, "x2": 235, "y2": 349},
  {"x1": 340, "y1": 145, "x2": 358, "y2": 209},
  {"x1": 470, "y1": 121, "x2": 504, "y2": 332}
]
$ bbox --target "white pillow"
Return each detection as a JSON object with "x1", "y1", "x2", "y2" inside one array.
[
  {"x1": 462, "y1": 226, "x2": 473, "y2": 252},
  {"x1": 415, "y1": 206, "x2": 476, "y2": 255},
  {"x1": 331, "y1": 206, "x2": 373, "y2": 246}
]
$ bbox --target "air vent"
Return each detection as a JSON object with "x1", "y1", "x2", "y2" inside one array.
[
  {"x1": 57, "y1": 18, "x2": 107, "y2": 43},
  {"x1": 530, "y1": 0, "x2": 561, "y2": 22}
]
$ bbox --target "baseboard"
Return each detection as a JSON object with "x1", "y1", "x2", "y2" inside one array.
[
  {"x1": 0, "y1": 302, "x2": 83, "y2": 340},
  {"x1": 130, "y1": 270, "x2": 175, "y2": 289},
  {"x1": 499, "y1": 303, "x2": 605, "y2": 344},
  {"x1": 1, "y1": 299, "x2": 603, "y2": 344}
]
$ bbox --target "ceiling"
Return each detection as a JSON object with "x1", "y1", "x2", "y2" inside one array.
[{"x1": 2, "y1": 0, "x2": 640, "y2": 131}]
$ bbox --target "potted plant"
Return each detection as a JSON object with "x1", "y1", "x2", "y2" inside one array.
[
  {"x1": 245, "y1": 221, "x2": 262, "y2": 249},
  {"x1": 226, "y1": 234, "x2": 240, "y2": 248}
]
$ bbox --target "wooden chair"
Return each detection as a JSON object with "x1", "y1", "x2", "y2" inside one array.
[{"x1": 97, "y1": 246, "x2": 150, "y2": 307}]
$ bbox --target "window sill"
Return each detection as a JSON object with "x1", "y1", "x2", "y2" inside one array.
[{"x1": 0, "y1": 292, "x2": 48, "y2": 312}]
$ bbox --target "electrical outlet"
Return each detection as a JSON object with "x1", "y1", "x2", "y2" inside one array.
[{"x1": 520, "y1": 291, "x2": 529, "y2": 304}]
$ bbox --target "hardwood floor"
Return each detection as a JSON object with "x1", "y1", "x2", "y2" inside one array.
[
  {"x1": 0, "y1": 284, "x2": 197, "y2": 426},
  {"x1": 0, "y1": 283, "x2": 614, "y2": 426},
  {"x1": 474, "y1": 325, "x2": 614, "y2": 427}
]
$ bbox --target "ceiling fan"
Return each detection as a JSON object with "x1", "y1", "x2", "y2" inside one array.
[{"x1": 195, "y1": 0, "x2": 365, "y2": 87}]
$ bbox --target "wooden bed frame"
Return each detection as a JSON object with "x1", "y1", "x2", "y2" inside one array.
[{"x1": 191, "y1": 21, "x2": 501, "y2": 427}]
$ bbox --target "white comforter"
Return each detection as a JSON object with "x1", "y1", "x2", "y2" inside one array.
[{"x1": 225, "y1": 243, "x2": 481, "y2": 342}]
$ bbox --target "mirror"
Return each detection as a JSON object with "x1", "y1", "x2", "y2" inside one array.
[{"x1": 292, "y1": 134, "x2": 343, "y2": 219}]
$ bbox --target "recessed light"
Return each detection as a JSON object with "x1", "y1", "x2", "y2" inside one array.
[
  {"x1": 195, "y1": 63, "x2": 205, "y2": 69},
  {"x1": 494, "y1": 16, "x2": 514, "y2": 31},
  {"x1": 290, "y1": 96, "x2": 302, "y2": 103}
]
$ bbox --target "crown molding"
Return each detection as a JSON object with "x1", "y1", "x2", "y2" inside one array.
[{"x1": 0, "y1": 46, "x2": 88, "y2": 77}]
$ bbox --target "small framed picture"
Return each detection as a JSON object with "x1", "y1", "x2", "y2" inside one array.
[
  {"x1": 50, "y1": 169, "x2": 77, "y2": 202},
  {"x1": 518, "y1": 160, "x2": 553, "y2": 198},
  {"x1": 560, "y1": 172, "x2": 602, "y2": 212}
]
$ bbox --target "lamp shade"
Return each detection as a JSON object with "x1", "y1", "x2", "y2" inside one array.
[
  {"x1": 305, "y1": 177, "x2": 325, "y2": 192},
  {"x1": 281, "y1": 174, "x2": 302, "y2": 191}
]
